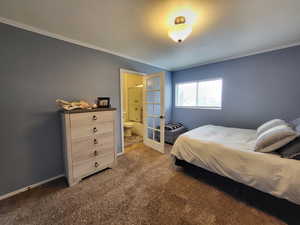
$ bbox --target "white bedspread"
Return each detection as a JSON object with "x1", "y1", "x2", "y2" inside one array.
[{"x1": 171, "y1": 125, "x2": 300, "y2": 205}]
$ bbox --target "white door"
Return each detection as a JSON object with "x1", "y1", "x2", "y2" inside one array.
[{"x1": 143, "y1": 72, "x2": 165, "y2": 153}]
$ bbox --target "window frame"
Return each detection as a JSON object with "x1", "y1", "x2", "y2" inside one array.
[{"x1": 175, "y1": 78, "x2": 223, "y2": 110}]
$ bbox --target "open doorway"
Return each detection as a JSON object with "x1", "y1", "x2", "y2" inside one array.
[
  {"x1": 120, "y1": 69, "x2": 166, "y2": 155},
  {"x1": 120, "y1": 69, "x2": 145, "y2": 153}
]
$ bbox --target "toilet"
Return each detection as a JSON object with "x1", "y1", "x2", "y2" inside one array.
[{"x1": 124, "y1": 122, "x2": 134, "y2": 137}]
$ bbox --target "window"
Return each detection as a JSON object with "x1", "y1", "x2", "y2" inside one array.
[{"x1": 175, "y1": 79, "x2": 222, "y2": 109}]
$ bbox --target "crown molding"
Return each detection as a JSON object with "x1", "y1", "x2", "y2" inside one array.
[
  {"x1": 171, "y1": 42, "x2": 300, "y2": 71},
  {"x1": 0, "y1": 17, "x2": 169, "y2": 71},
  {"x1": 1, "y1": 16, "x2": 299, "y2": 72}
]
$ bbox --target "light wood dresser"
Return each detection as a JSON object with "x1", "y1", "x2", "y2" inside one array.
[{"x1": 61, "y1": 108, "x2": 117, "y2": 186}]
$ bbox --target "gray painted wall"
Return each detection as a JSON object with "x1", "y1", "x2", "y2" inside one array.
[
  {"x1": 0, "y1": 23, "x2": 171, "y2": 196},
  {"x1": 172, "y1": 46, "x2": 300, "y2": 130}
]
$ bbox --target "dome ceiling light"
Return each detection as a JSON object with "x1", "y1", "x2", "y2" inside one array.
[{"x1": 168, "y1": 16, "x2": 192, "y2": 43}]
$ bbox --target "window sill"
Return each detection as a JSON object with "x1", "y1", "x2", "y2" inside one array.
[{"x1": 175, "y1": 106, "x2": 222, "y2": 110}]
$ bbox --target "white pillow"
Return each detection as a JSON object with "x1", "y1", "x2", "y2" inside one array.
[
  {"x1": 255, "y1": 124, "x2": 298, "y2": 153},
  {"x1": 289, "y1": 117, "x2": 300, "y2": 133},
  {"x1": 257, "y1": 119, "x2": 286, "y2": 137}
]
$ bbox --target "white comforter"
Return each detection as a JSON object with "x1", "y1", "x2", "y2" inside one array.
[{"x1": 171, "y1": 125, "x2": 300, "y2": 205}]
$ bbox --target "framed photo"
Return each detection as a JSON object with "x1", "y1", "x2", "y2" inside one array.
[{"x1": 97, "y1": 97, "x2": 110, "y2": 108}]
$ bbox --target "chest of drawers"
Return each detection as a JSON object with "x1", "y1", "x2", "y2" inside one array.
[{"x1": 61, "y1": 108, "x2": 116, "y2": 186}]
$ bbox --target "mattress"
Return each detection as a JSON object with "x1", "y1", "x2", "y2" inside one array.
[{"x1": 171, "y1": 125, "x2": 300, "y2": 205}]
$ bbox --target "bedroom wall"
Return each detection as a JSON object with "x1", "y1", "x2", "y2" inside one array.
[
  {"x1": 0, "y1": 23, "x2": 171, "y2": 196},
  {"x1": 172, "y1": 46, "x2": 300, "y2": 130}
]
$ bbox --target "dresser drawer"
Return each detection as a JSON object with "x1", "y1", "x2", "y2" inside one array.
[
  {"x1": 73, "y1": 158, "x2": 97, "y2": 179},
  {"x1": 71, "y1": 133, "x2": 114, "y2": 153},
  {"x1": 96, "y1": 153, "x2": 115, "y2": 166},
  {"x1": 70, "y1": 121, "x2": 114, "y2": 139},
  {"x1": 71, "y1": 133, "x2": 114, "y2": 164},
  {"x1": 72, "y1": 153, "x2": 115, "y2": 179},
  {"x1": 70, "y1": 111, "x2": 114, "y2": 128},
  {"x1": 72, "y1": 147, "x2": 115, "y2": 165}
]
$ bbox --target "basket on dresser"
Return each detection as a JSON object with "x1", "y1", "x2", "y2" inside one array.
[{"x1": 60, "y1": 108, "x2": 117, "y2": 186}]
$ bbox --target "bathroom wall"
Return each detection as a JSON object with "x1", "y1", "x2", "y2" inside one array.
[
  {"x1": 128, "y1": 87, "x2": 143, "y2": 122},
  {"x1": 122, "y1": 73, "x2": 144, "y2": 137},
  {"x1": 122, "y1": 73, "x2": 144, "y2": 122}
]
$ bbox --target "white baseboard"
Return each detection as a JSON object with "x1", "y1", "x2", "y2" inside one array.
[
  {"x1": 117, "y1": 152, "x2": 124, "y2": 157},
  {"x1": 0, "y1": 174, "x2": 64, "y2": 201}
]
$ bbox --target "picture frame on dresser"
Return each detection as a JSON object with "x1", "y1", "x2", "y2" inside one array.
[
  {"x1": 60, "y1": 108, "x2": 117, "y2": 186},
  {"x1": 97, "y1": 97, "x2": 110, "y2": 108}
]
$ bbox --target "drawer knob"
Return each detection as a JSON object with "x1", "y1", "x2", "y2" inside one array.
[
  {"x1": 94, "y1": 150, "x2": 98, "y2": 156},
  {"x1": 93, "y1": 115, "x2": 97, "y2": 120},
  {"x1": 95, "y1": 162, "x2": 99, "y2": 168},
  {"x1": 93, "y1": 127, "x2": 98, "y2": 133},
  {"x1": 94, "y1": 138, "x2": 98, "y2": 144}
]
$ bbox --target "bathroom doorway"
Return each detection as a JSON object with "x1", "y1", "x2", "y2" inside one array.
[{"x1": 120, "y1": 69, "x2": 145, "y2": 153}]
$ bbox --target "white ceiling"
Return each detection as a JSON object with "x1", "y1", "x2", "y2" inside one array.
[{"x1": 1, "y1": 0, "x2": 300, "y2": 71}]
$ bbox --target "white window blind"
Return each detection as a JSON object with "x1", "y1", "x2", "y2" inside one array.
[{"x1": 176, "y1": 79, "x2": 222, "y2": 109}]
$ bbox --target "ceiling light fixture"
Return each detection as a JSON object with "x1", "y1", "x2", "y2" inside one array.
[{"x1": 168, "y1": 16, "x2": 192, "y2": 43}]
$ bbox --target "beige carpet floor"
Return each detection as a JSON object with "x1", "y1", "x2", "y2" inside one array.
[{"x1": 0, "y1": 144, "x2": 299, "y2": 225}]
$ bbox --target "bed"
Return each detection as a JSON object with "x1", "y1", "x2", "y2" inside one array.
[{"x1": 171, "y1": 125, "x2": 300, "y2": 205}]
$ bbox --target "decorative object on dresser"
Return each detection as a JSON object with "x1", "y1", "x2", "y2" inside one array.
[
  {"x1": 61, "y1": 108, "x2": 117, "y2": 186},
  {"x1": 56, "y1": 99, "x2": 94, "y2": 111}
]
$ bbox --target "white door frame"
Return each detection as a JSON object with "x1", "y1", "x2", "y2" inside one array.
[{"x1": 119, "y1": 69, "x2": 145, "y2": 156}]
